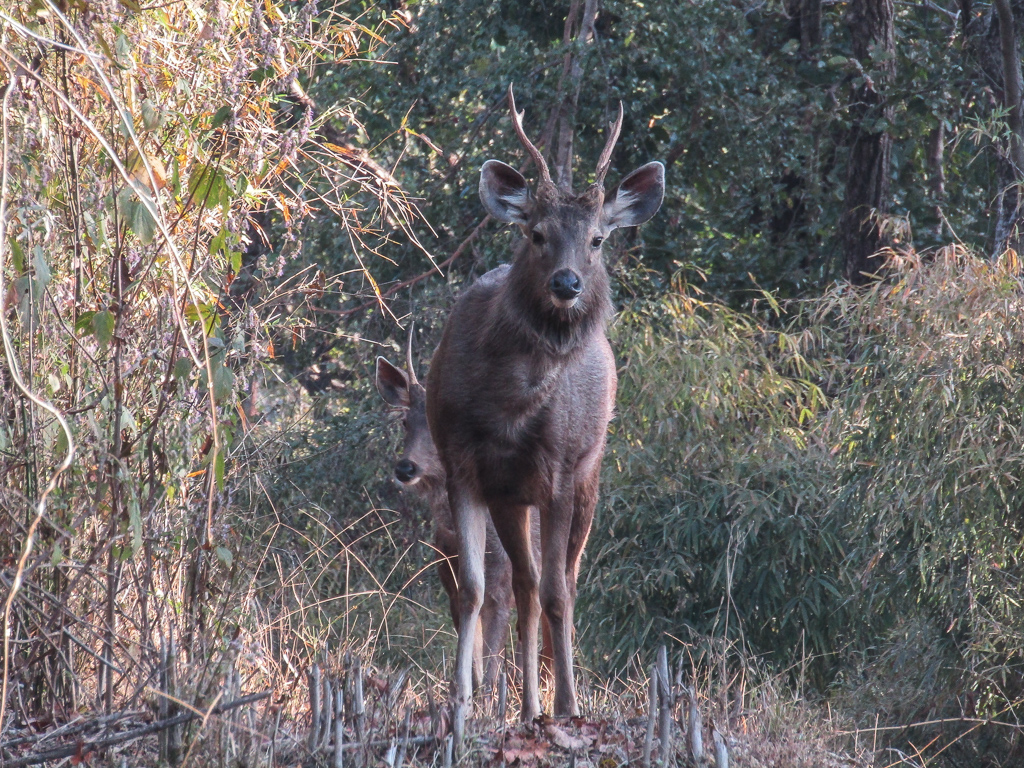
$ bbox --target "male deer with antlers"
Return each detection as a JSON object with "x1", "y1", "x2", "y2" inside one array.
[{"x1": 427, "y1": 86, "x2": 664, "y2": 739}]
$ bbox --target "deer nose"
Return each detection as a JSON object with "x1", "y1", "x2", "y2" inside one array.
[
  {"x1": 550, "y1": 269, "x2": 582, "y2": 300},
  {"x1": 394, "y1": 459, "x2": 418, "y2": 483}
]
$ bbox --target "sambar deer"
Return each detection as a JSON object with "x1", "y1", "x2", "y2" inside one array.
[
  {"x1": 376, "y1": 347, "x2": 512, "y2": 690},
  {"x1": 376, "y1": 340, "x2": 551, "y2": 692},
  {"x1": 427, "y1": 85, "x2": 664, "y2": 739}
]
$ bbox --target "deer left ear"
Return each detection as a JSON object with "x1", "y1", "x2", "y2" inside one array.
[
  {"x1": 603, "y1": 162, "x2": 665, "y2": 230},
  {"x1": 376, "y1": 357, "x2": 411, "y2": 408},
  {"x1": 480, "y1": 160, "x2": 534, "y2": 224}
]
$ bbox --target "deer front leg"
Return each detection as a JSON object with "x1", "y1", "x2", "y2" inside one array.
[
  {"x1": 435, "y1": 544, "x2": 484, "y2": 690},
  {"x1": 488, "y1": 501, "x2": 541, "y2": 721},
  {"x1": 450, "y1": 486, "x2": 488, "y2": 747},
  {"x1": 540, "y1": 484, "x2": 579, "y2": 718}
]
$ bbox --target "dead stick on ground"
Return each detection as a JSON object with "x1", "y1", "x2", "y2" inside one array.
[
  {"x1": 713, "y1": 727, "x2": 728, "y2": 768},
  {"x1": 4, "y1": 691, "x2": 271, "y2": 768},
  {"x1": 1, "y1": 709, "x2": 148, "y2": 750},
  {"x1": 309, "y1": 664, "x2": 322, "y2": 750},
  {"x1": 657, "y1": 645, "x2": 672, "y2": 766},
  {"x1": 333, "y1": 685, "x2": 344, "y2": 768},
  {"x1": 688, "y1": 686, "x2": 704, "y2": 765},
  {"x1": 643, "y1": 666, "x2": 658, "y2": 768}
]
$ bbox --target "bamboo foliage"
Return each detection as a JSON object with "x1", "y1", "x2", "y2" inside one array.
[{"x1": 0, "y1": 0, "x2": 411, "y2": 739}]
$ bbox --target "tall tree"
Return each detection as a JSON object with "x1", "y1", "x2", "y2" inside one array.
[
  {"x1": 787, "y1": 0, "x2": 822, "y2": 55},
  {"x1": 991, "y1": 0, "x2": 1024, "y2": 254},
  {"x1": 841, "y1": 0, "x2": 895, "y2": 283}
]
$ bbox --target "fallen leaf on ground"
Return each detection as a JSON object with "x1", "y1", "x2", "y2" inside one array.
[{"x1": 543, "y1": 721, "x2": 593, "y2": 750}]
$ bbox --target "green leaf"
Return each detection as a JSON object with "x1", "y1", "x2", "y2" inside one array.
[
  {"x1": 170, "y1": 155, "x2": 181, "y2": 196},
  {"x1": 51, "y1": 543, "x2": 64, "y2": 566},
  {"x1": 75, "y1": 310, "x2": 96, "y2": 334},
  {"x1": 209, "y1": 227, "x2": 227, "y2": 256},
  {"x1": 54, "y1": 424, "x2": 69, "y2": 458},
  {"x1": 212, "y1": 359, "x2": 235, "y2": 401},
  {"x1": 93, "y1": 310, "x2": 115, "y2": 348},
  {"x1": 249, "y1": 66, "x2": 275, "y2": 85},
  {"x1": 118, "y1": 405, "x2": 138, "y2": 436},
  {"x1": 32, "y1": 246, "x2": 51, "y2": 300},
  {"x1": 172, "y1": 356, "x2": 193, "y2": 381},
  {"x1": 94, "y1": 32, "x2": 116, "y2": 65},
  {"x1": 188, "y1": 166, "x2": 225, "y2": 208},
  {"x1": 214, "y1": 448, "x2": 226, "y2": 492},
  {"x1": 114, "y1": 32, "x2": 133, "y2": 69},
  {"x1": 184, "y1": 302, "x2": 219, "y2": 335},
  {"x1": 827, "y1": 55, "x2": 848, "y2": 67},
  {"x1": 230, "y1": 249, "x2": 242, "y2": 274},
  {"x1": 129, "y1": 198, "x2": 157, "y2": 245},
  {"x1": 141, "y1": 98, "x2": 161, "y2": 131},
  {"x1": 8, "y1": 236, "x2": 24, "y2": 273},
  {"x1": 210, "y1": 105, "x2": 233, "y2": 130},
  {"x1": 218, "y1": 173, "x2": 232, "y2": 214},
  {"x1": 215, "y1": 545, "x2": 233, "y2": 568},
  {"x1": 128, "y1": 495, "x2": 143, "y2": 555}
]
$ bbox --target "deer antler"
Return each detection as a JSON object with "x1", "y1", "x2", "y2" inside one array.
[
  {"x1": 508, "y1": 84, "x2": 554, "y2": 188},
  {"x1": 594, "y1": 102, "x2": 624, "y2": 187},
  {"x1": 406, "y1": 323, "x2": 418, "y2": 386}
]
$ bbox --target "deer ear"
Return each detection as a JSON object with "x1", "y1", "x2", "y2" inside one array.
[
  {"x1": 375, "y1": 357, "x2": 410, "y2": 408},
  {"x1": 602, "y1": 161, "x2": 665, "y2": 229},
  {"x1": 480, "y1": 160, "x2": 533, "y2": 224}
]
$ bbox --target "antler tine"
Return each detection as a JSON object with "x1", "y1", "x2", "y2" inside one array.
[
  {"x1": 405, "y1": 322, "x2": 418, "y2": 386},
  {"x1": 508, "y1": 83, "x2": 553, "y2": 187},
  {"x1": 594, "y1": 101, "x2": 624, "y2": 186}
]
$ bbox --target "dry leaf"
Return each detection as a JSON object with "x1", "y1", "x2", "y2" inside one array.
[
  {"x1": 127, "y1": 150, "x2": 168, "y2": 192},
  {"x1": 543, "y1": 722, "x2": 592, "y2": 751}
]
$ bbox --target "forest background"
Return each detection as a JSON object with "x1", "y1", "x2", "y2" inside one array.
[{"x1": 4, "y1": 0, "x2": 1024, "y2": 764}]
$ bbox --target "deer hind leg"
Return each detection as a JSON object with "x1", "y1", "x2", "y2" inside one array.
[
  {"x1": 449, "y1": 486, "x2": 489, "y2": 746},
  {"x1": 487, "y1": 500, "x2": 541, "y2": 721},
  {"x1": 480, "y1": 522, "x2": 513, "y2": 696}
]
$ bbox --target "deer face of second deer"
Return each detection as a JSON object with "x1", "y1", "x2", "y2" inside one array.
[
  {"x1": 479, "y1": 159, "x2": 665, "y2": 312},
  {"x1": 375, "y1": 357, "x2": 443, "y2": 492}
]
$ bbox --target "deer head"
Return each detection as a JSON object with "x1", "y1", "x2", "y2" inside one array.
[
  {"x1": 375, "y1": 337, "x2": 443, "y2": 492},
  {"x1": 478, "y1": 85, "x2": 665, "y2": 315}
]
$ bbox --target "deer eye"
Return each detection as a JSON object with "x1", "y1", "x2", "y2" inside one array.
[
  {"x1": 532, "y1": 230, "x2": 545, "y2": 246},
  {"x1": 591, "y1": 236, "x2": 604, "y2": 248}
]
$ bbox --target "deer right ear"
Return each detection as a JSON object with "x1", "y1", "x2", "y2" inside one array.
[
  {"x1": 480, "y1": 160, "x2": 533, "y2": 224},
  {"x1": 603, "y1": 161, "x2": 665, "y2": 230},
  {"x1": 375, "y1": 357, "x2": 410, "y2": 408}
]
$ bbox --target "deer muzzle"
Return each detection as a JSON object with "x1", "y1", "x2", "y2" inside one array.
[
  {"x1": 550, "y1": 269, "x2": 583, "y2": 307},
  {"x1": 394, "y1": 458, "x2": 420, "y2": 485}
]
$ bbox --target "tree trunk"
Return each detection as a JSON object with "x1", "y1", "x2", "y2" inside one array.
[
  {"x1": 841, "y1": 0, "x2": 895, "y2": 283},
  {"x1": 553, "y1": 0, "x2": 598, "y2": 191},
  {"x1": 787, "y1": 0, "x2": 822, "y2": 55},
  {"x1": 992, "y1": 0, "x2": 1024, "y2": 254}
]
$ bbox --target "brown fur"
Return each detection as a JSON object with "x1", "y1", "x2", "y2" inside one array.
[{"x1": 426, "y1": 87, "x2": 664, "y2": 733}]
